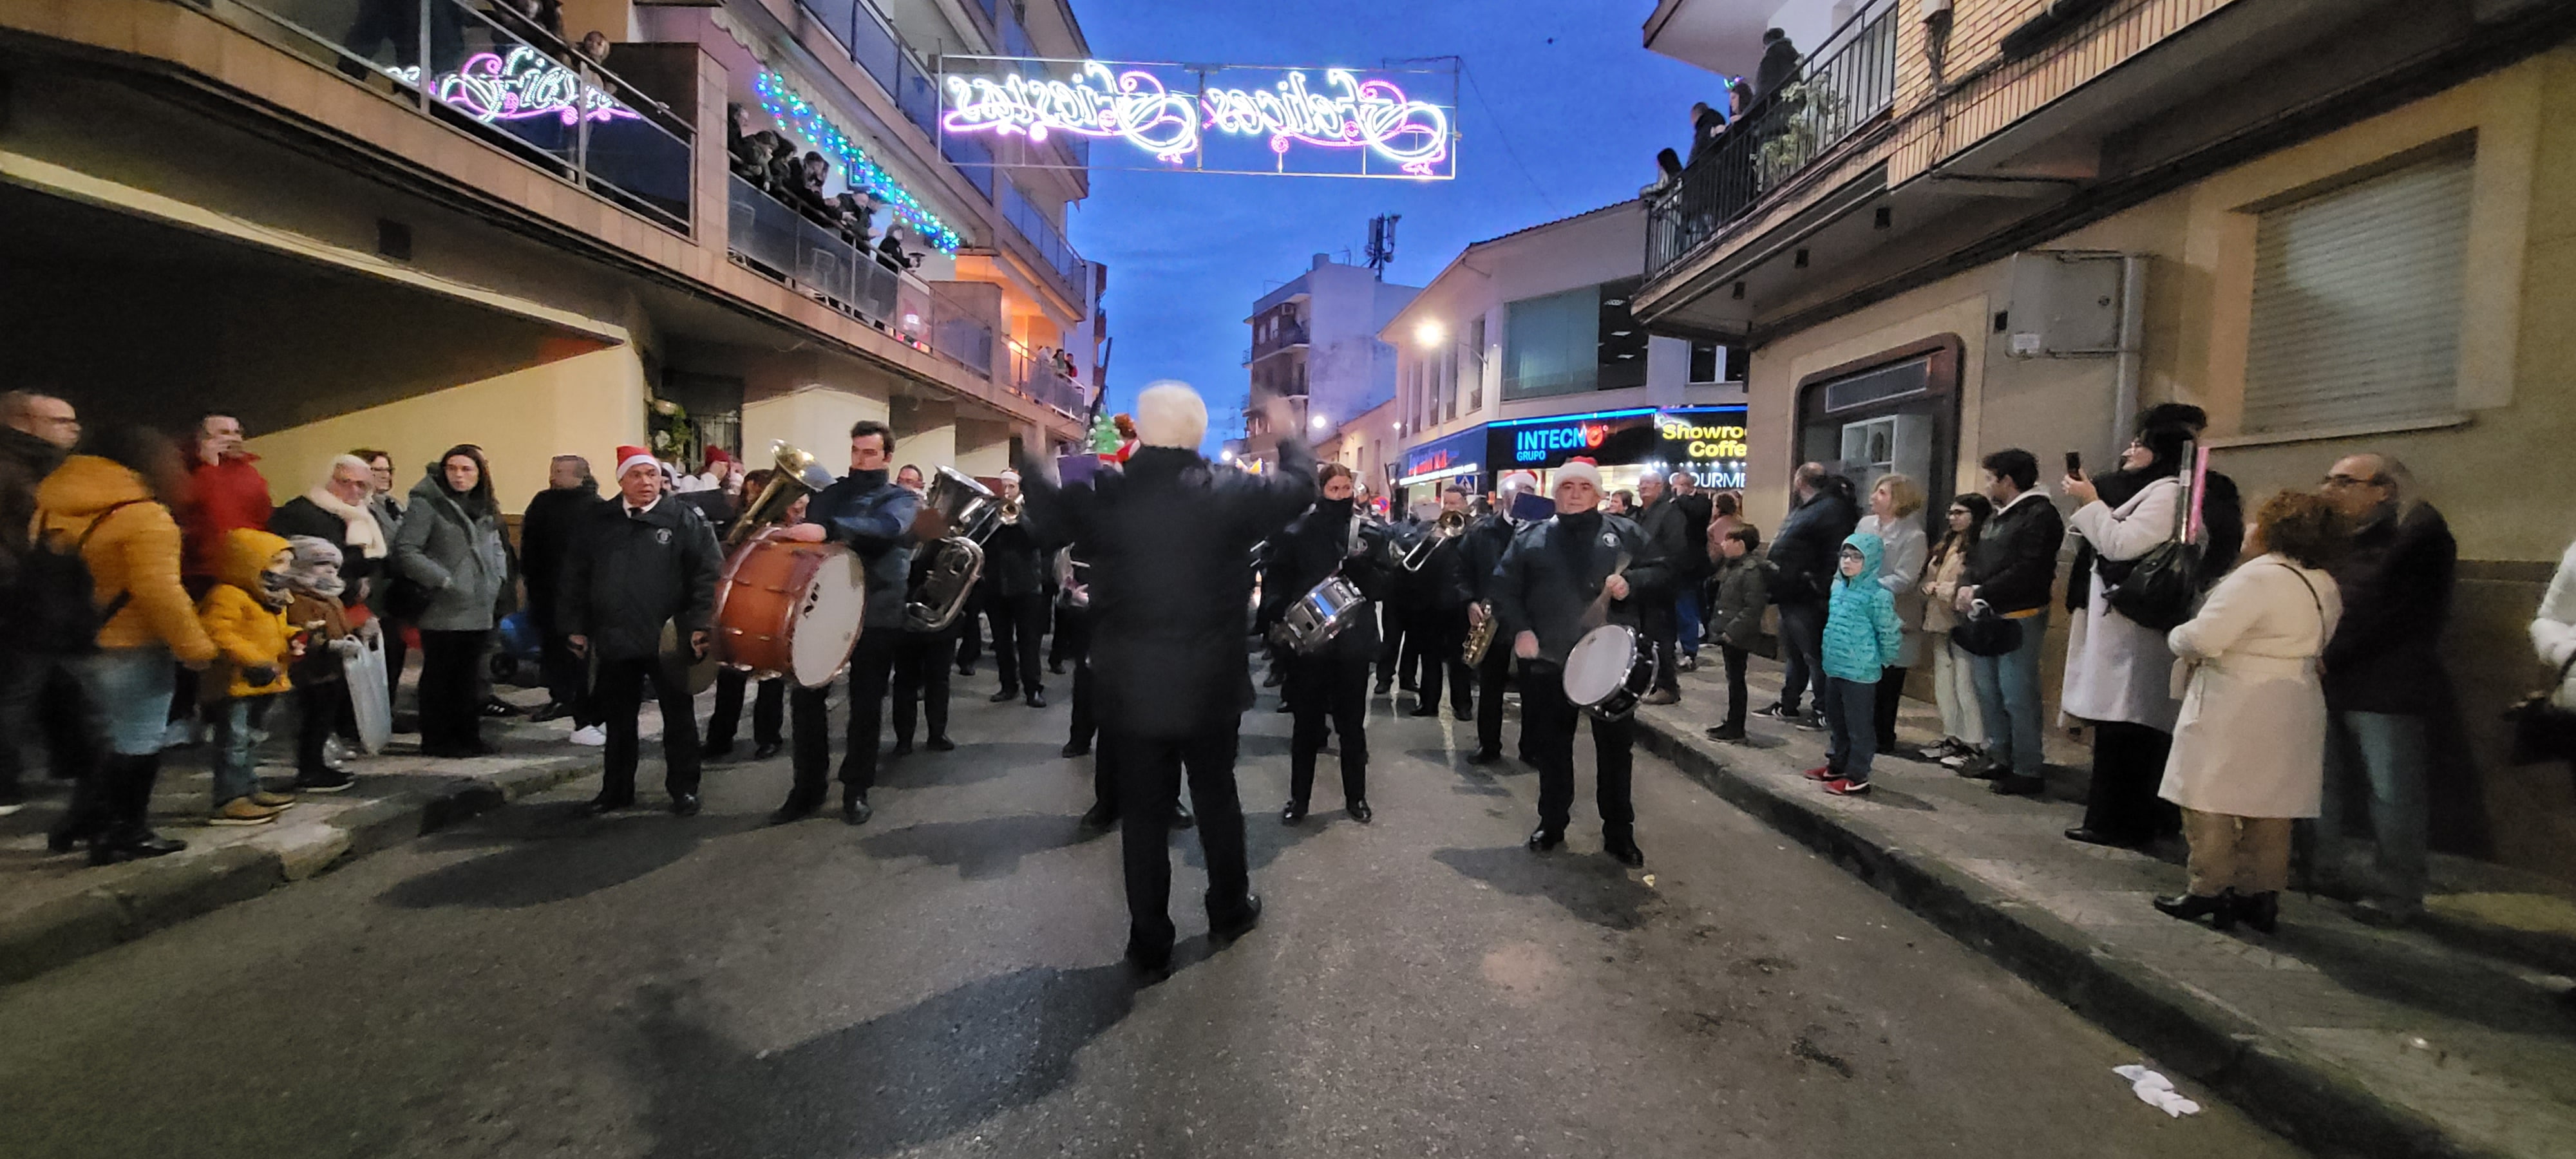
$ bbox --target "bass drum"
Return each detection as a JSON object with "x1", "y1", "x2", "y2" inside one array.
[
  {"x1": 1563, "y1": 625, "x2": 1656, "y2": 722},
  {"x1": 714, "y1": 536, "x2": 867, "y2": 688}
]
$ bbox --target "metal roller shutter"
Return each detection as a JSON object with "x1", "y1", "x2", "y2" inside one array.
[{"x1": 2242, "y1": 155, "x2": 2474, "y2": 434}]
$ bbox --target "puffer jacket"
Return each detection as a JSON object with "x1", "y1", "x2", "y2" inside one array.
[
  {"x1": 1710, "y1": 551, "x2": 1770, "y2": 650},
  {"x1": 390, "y1": 469, "x2": 507, "y2": 632},
  {"x1": 802, "y1": 468, "x2": 919, "y2": 631},
  {"x1": 196, "y1": 528, "x2": 296, "y2": 698},
  {"x1": 1821, "y1": 531, "x2": 1903, "y2": 683},
  {"x1": 33, "y1": 456, "x2": 216, "y2": 663}
]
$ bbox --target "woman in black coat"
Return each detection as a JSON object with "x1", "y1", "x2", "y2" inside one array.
[{"x1": 1264, "y1": 463, "x2": 1390, "y2": 825}]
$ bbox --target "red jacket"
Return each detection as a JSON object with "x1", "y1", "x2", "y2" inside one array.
[{"x1": 184, "y1": 453, "x2": 273, "y2": 580}]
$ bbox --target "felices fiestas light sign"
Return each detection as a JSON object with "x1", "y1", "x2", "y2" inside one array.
[
  {"x1": 390, "y1": 48, "x2": 639, "y2": 126},
  {"x1": 939, "y1": 58, "x2": 1457, "y2": 180}
]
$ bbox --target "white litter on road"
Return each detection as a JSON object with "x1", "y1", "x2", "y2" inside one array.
[{"x1": 2112, "y1": 1065, "x2": 2201, "y2": 1118}]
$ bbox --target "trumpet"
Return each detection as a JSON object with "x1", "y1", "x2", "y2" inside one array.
[
  {"x1": 998, "y1": 495, "x2": 1023, "y2": 526},
  {"x1": 1399, "y1": 509, "x2": 1470, "y2": 571},
  {"x1": 724, "y1": 441, "x2": 829, "y2": 550}
]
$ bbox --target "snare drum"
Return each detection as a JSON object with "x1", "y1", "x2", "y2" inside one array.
[
  {"x1": 713, "y1": 535, "x2": 868, "y2": 688},
  {"x1": 1563, "y1": 625, "x2": 1657, "y2": 721},
  {"x1": 1277, "y1": 575, "x2": 1368, "y2": 654}
]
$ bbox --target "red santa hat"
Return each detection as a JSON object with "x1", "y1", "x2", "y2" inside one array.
[
  {"x1": 615, "y1": 445, "x2": 658, "y2": 481},
  {"x1": 1555, "y1": 457, "x2": 1604, "y2": 495}
]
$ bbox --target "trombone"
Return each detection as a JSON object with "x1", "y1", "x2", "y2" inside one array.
[{"x1": 1398, "y1": 509, "x2": 1470, "y2": 571}]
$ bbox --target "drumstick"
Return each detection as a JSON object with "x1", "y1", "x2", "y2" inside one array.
[{"x1": 1581, "y1": 552, "x2": 1631, "y2": 632}]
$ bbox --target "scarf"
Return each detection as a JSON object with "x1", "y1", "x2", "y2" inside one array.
[{"x1": 305, "y1": 486, "x2": 388, "y2": 559}]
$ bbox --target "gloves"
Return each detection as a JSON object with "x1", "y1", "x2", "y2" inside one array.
[{"x1": 243, "y1": 664, "x2": 281, "y2": 688}]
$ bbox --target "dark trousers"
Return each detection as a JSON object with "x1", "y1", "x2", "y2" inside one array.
[
  {"x1": 1640, "y1": 588, "x2": 1681, "y2": 694},
  {"x1": 293, "y1": 679, "x2": 350, "y2": 775},
  {"x1": 1049, "y1": 602, "x2": 1085, "y2": 668},
  {"x1": 1719, "y1": 644, "x2": 1750, "y2": 729},
  {"x1": 790, "y1": 630, "x2": 898, "y2": 800},
  {"x1": 417, "y1": 629, "x2": 489, "y2": 752},
  {"x1": 705, "y1": 667, "x2": 783, "y2": 748},
  {"x1": 2081, "y1": 719, "x2": 2178, "y2": 843},
  {"x1": 1873, "y1": 666, "x2": 1909, "y2": 751},
  {"x1": 1819, "y1": 675, "x2": 1879, "y2": 783},
  {"x1": 987, "y1": 590, "x2": 1048, "y2": 693},
  {"x1": 955, "y1": 590, "x2": 984, "y2": 669},
  {"x1": 1088, "y1": 725, "x2": 1115, "y2": 811},
  {"x1": 538, "y1": 626, "x2": 598, "y2": 726},
  {"x1": 1111, "y1": 728, "x2": 1252, "y2": 961},
  {"x1": 1774, "y1": 599, "x2": 1826, "y2": 712},
  {"x1": 1065, "y1": 615, "x2": 1097, "y2": 751},
  {"x1": 382, "y1": 621, "x2": 410, "y2": 708},
  {"x1": 0, "y1": 647, "x2": 92, "y2": 797},
  {"x1": 1473, "y1": 643, "x2": 1513, "y2": 755},
  {"x1": 1376, "y1": 602, "x2": 1413, "y2": 690},
  {"x1": 1519, "y1": 659, "x2": 1636, "y2": 838},
  {"x1": 594, "y1": 653, "x2": 703, "y2": 801},
  {"x1": 1411, "y1": 604, "x2": 1473, "y2": 715},
  {"x1": 1286, "y1": 650, "x2": 1370, "y2": 806},
  {"x1": 891, "y1": 628, "x2": 958, "y2": 744}
]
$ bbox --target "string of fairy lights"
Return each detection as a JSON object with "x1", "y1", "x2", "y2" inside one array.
[{"x1": 754, "y1": 71, "x2": 964, "y2": 256}]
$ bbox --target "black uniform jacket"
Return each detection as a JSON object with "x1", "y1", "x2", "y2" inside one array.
[
  {"x1": 1455, "y1": 512, "x2": 1516, "y2": 608},
  {"x1": 1019, "y1": 442, "x2": 1316, "y2": 739},
  {"x1": 1631, "y1": 495, "x2": 1692, "y2": 601},
  {"x1": 980, "y1": 517, "x2": 1048, "y2": 599},
  {"x1": 558, "y1": 495, "x2": 721, "y2": 662},
  {"x1": 1262, "y1": 498, "x2": 1391, "y2": 660},
  {"x1": 511, "y1": 482, "x2": 600, "y2": 625},
  {"x1": 1492, "y1": 511, "x2": 1669, "y2": 667},
  {"x1": 804, "y1": 469, "x2": 919, "y2": 632}
]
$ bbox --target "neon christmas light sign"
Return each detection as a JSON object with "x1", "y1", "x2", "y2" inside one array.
[
  {"x1": 939, "y1": 57, "x2": 1457, "y2": 180},
  {"x1": 388, "y1": 48, "x2": 638, "y2": 126}
]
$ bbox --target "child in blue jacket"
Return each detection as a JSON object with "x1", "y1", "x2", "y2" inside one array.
[{"x1": 1812, "y1": 531, "x2": 1905, "y2": 795}]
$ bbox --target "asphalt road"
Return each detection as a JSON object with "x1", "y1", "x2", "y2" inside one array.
[{"x1": 3, "y1": 664, "x2": 2306, "y2": 1158}]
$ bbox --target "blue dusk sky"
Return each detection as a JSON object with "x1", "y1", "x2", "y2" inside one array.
[{"x1": 1057, "y1": 1, "x2": 1731, "y2": 444}]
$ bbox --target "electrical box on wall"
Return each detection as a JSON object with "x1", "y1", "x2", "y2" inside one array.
[{"x1": 2004, "y1": 250, "x2": 2128, "y2": 358}]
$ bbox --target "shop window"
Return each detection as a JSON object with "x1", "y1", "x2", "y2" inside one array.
[
  {"x1": 1689, "y1": 341, "x2": 1750, "y2": 384},
  {"x1": 2243, "y1": 154, "x2": 2472, "y2": 433}
]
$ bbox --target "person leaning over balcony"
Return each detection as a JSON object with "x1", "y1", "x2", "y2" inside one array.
[
  {"x1": 1954, "y1": 449, "x2": 2063, "y2": 797},
  {"x1": 2315, "y1": 454, "x2": 2457, "y2": 925},
  {"x1": 390, "y1": 445, "x2": 508, "y2": 759},
  {"x1": 2154, "y1": 490, "x2": 2345, "y2": 934},
  {"x1": 2060, "y1": 426, "x2": 2193, "y2": 849},
  {"x1": 1754, "y1": 28, "x2": 1803, "y2": 101}
]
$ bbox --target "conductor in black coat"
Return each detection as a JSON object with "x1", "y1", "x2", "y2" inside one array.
[
  {"x1": 562, "y1": 451, "x2": 721, "y2": 816},
  {"x1": 1492, "y1": 458, "x2": 1668, "y2": 867},
  {"x1": 1018, "y1": 382, "x2": 1315, "y2": 977},
  {"x1": 1263, "y1": 463, "x2": 1390, "y2": 825}
]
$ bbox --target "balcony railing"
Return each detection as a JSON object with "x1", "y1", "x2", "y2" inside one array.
[
  {"x1": 1645, "y1": 0, "x2": 1898, "y2": 279},
  {"x1": 895, "y1": 280, "x2": 998, "y2": 379},
  {"x1": 728, "y1": 174, "x2": 902, "y2": 322},
  {"x1": 207, "y1": 0, "x2": 695, "y2": 229},
  {"x1": 999, "y1": 179, "x2": 1087, "y2": 303},
  {"x1": 1251, "y1": 320, "x2": 1311, "y2": 362},
  {"x1": 1010, "y1": 357, "x2": 1088, "y2": 419}
]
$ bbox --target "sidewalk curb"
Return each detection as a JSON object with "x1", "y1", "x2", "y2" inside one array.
[
  {"x1": 1631, "y1": 716, "x2": 2497, "y2": 1159},
  {"x1": 0, "y1": 754, "x2": 600, "y2": 988}
]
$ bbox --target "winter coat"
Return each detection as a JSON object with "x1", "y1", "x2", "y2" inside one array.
[
  {"x1": 1408, "y1": 518, "x2": 1472, "y2": 610},
  {"x1": 0, "y1": 424, "x2": 66, "y2": 585},
  {"x1": 1767, "y1": 485, "x2": 1858, "y2": 607},
  {"x1": 285, "y1": 590, "x2": 352, "y2": 685},
  {"x1": 2063, "y1": 476, "x2": 2183, "y2": 730},
  {"x1": 802, "y1": 469, "x2": 918, "y2": 632},
  {"x1": 182, "y1": 453, "x2": 272, "y2": 581},
  {"x1": 1710, "y1": 552, "x2": 1769, "y2": 650},
  {"x1": 1455, "y1": 512, "x2": 1517, "y2": 608},
  {"x1": 1920, "y1": 536, "x2": 1972, "y2": 634},
  {"x1": 2322, "y1": 502, "x2": 2456, "y2": 715},
  {"x1": 2159, "y1": 554, "x2": 2342, "y2": 818},
  {"x1": 390, "y1": 469, "x2": 507, "y2": 632},
  {"x1": 270, "y1": 494, "x2": 386, "y2": 592},
  {"x1": 980, "y1": 518, "x2": 1048, "y2": 599},
  {"x1": 1018, "y1": 442, "x2": 1316, "y2": 739},
  {"x1": 1261, "y1": 498, "x2": 1389, "y2": 660},
  {"x1": 1671, "y1": 491, "x2": 1714, "y2": 582},
  {"x1": 1964, "y1": 489, "x2": 2063, "y2": 615},
  {"x1": 1490, "y1": 510, "x2": 1669, "y2": 667},
  {"x1": 1822, "y1": 532, "x2": 1904, "y2": 683},
  {"x1": 196, "y1": 528, "x2": 296, "y2": 699},
  {"x1": 1631, "y1": 495, "x2": 1692, "y2": 601},
  {"x1": 2533, "y1": 539, "x2": 2576, "y2": 710},
  {"x1": 32, "y1": 456, "x2": 216, "y2": 663},
  {"x1": 516, "y1": 483, "x2": 602, "y2": 629},
  {"x1": 557, "y1": 495, "x2": 722, "y2": 663},
  {"x1": 1855, "y1": 513, "x2": 1928, "y2": 668}
]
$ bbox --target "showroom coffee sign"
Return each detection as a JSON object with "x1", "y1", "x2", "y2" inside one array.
[{"x1": 940, "y1": 57, "x2": 1457, "y2": 179}]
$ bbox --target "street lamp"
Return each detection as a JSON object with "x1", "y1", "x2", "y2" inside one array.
[
  {"x1": 1310, "y1": 413, "x2": 1329, "y2": 430},
  {"x1": 1414, "y1": 320, "x2": 1444, "y2": 349}
]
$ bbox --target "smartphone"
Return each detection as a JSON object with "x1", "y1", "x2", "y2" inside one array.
[{"x1": 2063, "y1": 451, "x2": 2083, "y2": 476}]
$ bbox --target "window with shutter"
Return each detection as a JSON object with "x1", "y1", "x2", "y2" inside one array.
[{"x1": 2242, "y1": 155, "x2": 2474, "y2": 434}]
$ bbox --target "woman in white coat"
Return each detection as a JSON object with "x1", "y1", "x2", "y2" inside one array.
[
  {"x1": 2059, "y1": 425, "x2": 2193, "y2": 849},
  {"x1": 2155, "y1": 491, "x2": 2344, "y2": 933},
  {"x1": 1855, "y1": 473, "x2": 1929, "y2": 753}
]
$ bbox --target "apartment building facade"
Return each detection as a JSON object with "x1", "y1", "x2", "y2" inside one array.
[
  {"x1": 0, "y1": 0, "x2": 1099, "y2": 510},
  {"x1": 1239, "y1": 254, "x2": 1418, "y2": 474},
  {"x1": 1634, "y1": 0, "x2": 2576, "y2": 880}
]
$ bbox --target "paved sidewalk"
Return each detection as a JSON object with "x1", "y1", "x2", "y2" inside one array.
[
  {"x1": 1629, "y1": 655, "x2": 2576, "y2": 1159},
  {"x1": 0, "y1": 687, "x2": 618, "y2": 985}
]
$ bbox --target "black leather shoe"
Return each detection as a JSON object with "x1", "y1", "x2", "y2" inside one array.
[
  {"x1": 1281, "y1": 800, "x2": 1308, "y2": 825},
  {"x1": 2154, "y1": 890, "x2": 2238, "y2": 930},
  {"x1": 990, "y1": 688, "x2": 1019, "y2": 703},
  {"x1": 1605, "y1": 836, "x2": 1645, "y2": 868},
  {"x1": 768, "y1": 796, "x2": 821, "y2": 825},
  {"x1": 2064, "y1": 827, "x2": 2141, "y2": 849},
  {"x1": 1452, "y1": 704, "x2": 1472, "y2": 721},
  {"x1": 2236, "y1": 890, "x2": 2280, "y2": 934},
  {"x1": 1171, "y1": 800, "x2": 1195, "y2": 830},
  {"x1": 1061, "y1": 740, "x2": 1092, "y2": 758},
  {"x1": 927, "y1": 735, "x2": 955, "y2": 752},
  {"x1": 1467, "y1": 748, "x2": 1501, "y2": 765},
  {"x1": 1527, "y1": 827, "x2": 1564, "y2": 853},
  {"x1": 1373, "y1": 682, "x2": 1392, "y2": 696},
  {"x1": 1079, "y1": 803, "x2": 1119, "y2": 832},
  {"x1": 669, "y1": 793, "x2": 701, "y2": 817},
  {"x1": 1127, "y1": 946, "x2": 1173, "y2": 982},
  {"x1": 841, "y1": 793, "x2": 873, "y2": 826},
  {"x1": 1049, "y1": 661, "x2": 1066, "y2": 675},
  {"x1": 1025, "y1": 690, "x2": 1046, "y2": 708},
  {"x1": 956, "y1": 663, "x2": 976, "y2": 677},
  {"x1": 891, "y1": 738, "x2": 914, "y2": 757},
  {"x1": 582, "y1": 795, "x2": 636, "y2": 816},
  {"x1": 1989, "y1": 773, "x2": 2045, "y2": 796},
  {"x1": 531, "y1": 702, "x2": 573, "y2": 724},
  {"x1": 1209, "y1": 893, "x2": 1262, "y2": 945},
  {"x1": 1955, "y1": 757, "x2": 2002, "y2": 780},
  {"x1": 699, "y1": 738, "x2": 735, "y2": 760},
  {"x1": 752, "y1": 740, "x2": 782, "y2": 760},
  {"x1": 1347, "y1": 800, "x2": 1374, "y2": 824}
]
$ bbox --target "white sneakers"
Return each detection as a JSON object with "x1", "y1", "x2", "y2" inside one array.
[{"x1": 568, "y1": 725, "x2": 607, "y2": 747}]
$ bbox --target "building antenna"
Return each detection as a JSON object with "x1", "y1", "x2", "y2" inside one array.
[{"x1": 1365, "y1": 214, "x2": 1401, "y2": 279}]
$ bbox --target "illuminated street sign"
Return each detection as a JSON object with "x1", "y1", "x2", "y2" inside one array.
[
  {"x1": 939, "y1": 57, "x2": 1457, "y2": 180},
  {"x1": 390, "y1": 48, "x2": 638, "y2": 126}
]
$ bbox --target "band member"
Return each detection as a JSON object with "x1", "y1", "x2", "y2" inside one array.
[
  {"x1": 1066, "y1": 543, "x2": 1195, "y2": 833},
  {"x1": 1410, "y1": 484, "x2": 1477, "y2": 719},
  {"x1": 704, "y1": 479, "x2": 798, "y2": 762},
  {"x1": 1492, "y1": 458, "x2": 1664, "y2": 867},
  {"x1": 980, "y1": 469, "x2": 1048, "y2": 708},
  {"x1": 772, "y1": 420, "x2": 919, "y2": 826},
  {"x1": 1018, "y1": 381, "x2": 1314, "y2": 977},
  {"x1": 1264, "y1": 463, "x2": 1387, "y2": 824},
  {"x1": 1462, "y1": 476, "x2": 1526, "y2": 764},
  {"x1": 563, "y1": 446, "x2": 723, "y2": 816},
  {"x1": 889, "y1": 543, "x2": 960, "y2": 755}
]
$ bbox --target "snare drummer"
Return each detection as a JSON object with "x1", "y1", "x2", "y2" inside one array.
[
  {"x1": 562, "y1": 446, "x2": 723, "y2": 817},
  {"x1": 1264, "y1": 462, "x2": 1390, "y2": 825},
  {"x1": 1492, "y1": 457, "x2": 1665, "y2": 867},
  {"x1": 770, "y1": 420, "x2": 920, "y2": 827}
]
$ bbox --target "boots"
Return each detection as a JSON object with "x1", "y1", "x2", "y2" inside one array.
[
  {"x1": 46, "y1": 758, "x2": 112, "y2": 853},
  {"x1": 89, "y1": 755, "x2": 185, "y2": 866},
  {"x1": 2235, "y1": 890, "x2": 2280, "y2": 934},
  {"x1": 2152, "y1": 889, "x2": 2239, "y2": 931}
]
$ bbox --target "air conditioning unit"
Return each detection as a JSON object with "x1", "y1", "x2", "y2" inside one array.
[{"x1": 2003, "y1": 250, "x2": 2129, "y2": 358}]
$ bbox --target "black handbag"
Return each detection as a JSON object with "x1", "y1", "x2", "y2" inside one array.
[
  {"x1": 2103, "y1": 477, "x2": 2201, "y2": 630},
  {"x1": 1950, "y1": 601, "x2": 2023, "y2": 657},
  {"x1": 2505, "y1": 653, "x2": 2576, "y2": 766}
]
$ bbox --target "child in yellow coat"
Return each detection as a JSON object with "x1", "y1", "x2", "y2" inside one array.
[{"x1": 198, "y1": 528, "x2": 303, "y2": 825}]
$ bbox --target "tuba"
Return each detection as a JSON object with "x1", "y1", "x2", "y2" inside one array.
[
  {"x1": 900, "y1": 467, "x2": 999, "y2": 632},
  {"x1": 724, "y1": 441, "x2": 832, "y2": 550},
  {"x1": 1399, "y1": 509, "x2": 1470, "y2": 571}
]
